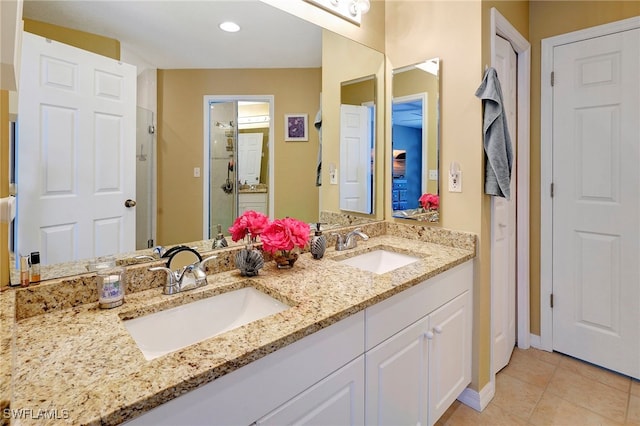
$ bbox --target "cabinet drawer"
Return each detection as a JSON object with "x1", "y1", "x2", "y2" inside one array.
[
  {"x1": 239, "y1": 192, "x2": 267, "y2": 203},
  {"x1": 256, "y1": 356, "x2": 365, "y2": 425},
  {"x1": 365, "y1": 261, "x2": 472, "y2": 351}
]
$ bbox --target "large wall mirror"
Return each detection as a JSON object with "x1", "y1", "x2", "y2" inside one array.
[
  {"x1": 391, "y1": 58, "x2": 441, "y2": 222},
  {"x1": 9, "y1": 1, "x2": 384, "y2": 284}
]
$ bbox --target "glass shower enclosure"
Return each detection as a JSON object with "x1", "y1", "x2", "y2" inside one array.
[
  {"x1": 208, "y1": 101, "x2": 238, "y2": 238},
  {"x1": 135, "y1": 106, "x2": 155, "y2": 249}
]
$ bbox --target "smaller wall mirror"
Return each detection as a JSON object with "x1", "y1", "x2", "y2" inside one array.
[
  {"x1": 391, "y1": 58, "x2": 440, "y2": 222},
  {"x1": 339, "y1": 75, "x2": 376, "y2": 214}
]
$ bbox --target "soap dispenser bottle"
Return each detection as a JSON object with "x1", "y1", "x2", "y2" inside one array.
[
  {"x1": 311, "y1": 223, "x2": 326, "y2": 260},
  {"x1": 212, "y1": 224, "x2": 228, "y2": 249}
]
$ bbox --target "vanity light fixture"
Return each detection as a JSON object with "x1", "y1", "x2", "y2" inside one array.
[
  {"x1": 306, "y1": 0, "x2": 370, "y2": 25},
  {"x1": 219, "y1": 21, "x2": 240, "y2": 33},
  {"x1": 349, "y1": 0, "x2": 370, "y2": 16}
]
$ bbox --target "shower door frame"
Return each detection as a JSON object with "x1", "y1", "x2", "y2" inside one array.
[{"x1": 202, "y1": 95, "x2": 275, "y2": 240}]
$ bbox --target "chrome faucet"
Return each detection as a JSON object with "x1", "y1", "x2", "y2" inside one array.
[
  {"x1": 332, "y1": 228, "x2": 369, "y2": 251},
  {"x1": 149, "y1": 255, "x2": 217, "y2": 295}
]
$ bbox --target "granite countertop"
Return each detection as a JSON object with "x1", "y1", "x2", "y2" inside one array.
[
  {"x1": 2, "y1": 229, "x2": 475, "y2": 425},
  {"x1": 238, "y1": 184, "x2": 267, "y2": 193}
]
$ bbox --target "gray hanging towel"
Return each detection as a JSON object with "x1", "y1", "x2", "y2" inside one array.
[
  {"x1": 475, "y1": 67, "x2": 513, "y2": 199},
  {"x1": 314, "y1": 102, "x2": 322, "y2": 187}
]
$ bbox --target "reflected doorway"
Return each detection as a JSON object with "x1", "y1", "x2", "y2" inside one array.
[
  {"x1": 391, "y1": 95, "x2": 426, "y2": 211},
  {"x1": 203, "y1": 96, "x2": 274, "y2": 240}
]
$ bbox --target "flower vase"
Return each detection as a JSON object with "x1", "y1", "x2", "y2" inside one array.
[{"x1": 273, "y1": 250, "x2": 299, "y2": 269}]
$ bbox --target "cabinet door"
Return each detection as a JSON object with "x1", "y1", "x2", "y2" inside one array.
[
  {"x1": 238, "y1": 193, "x2": 267, "y2": 215},
  {"x1": 256, "y1": 356, "x2": 364, "y2": 425},
  {"x1": 428, "y1": 291, "x2": 471, "y2": 425},
  {"x1": 365, "y1": 317, "x2": 429, "y2": 426}
]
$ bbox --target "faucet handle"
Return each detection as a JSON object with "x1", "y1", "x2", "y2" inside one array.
[
  {"x1": 331, "y1": 232, "x2": 345, "y2": 250},
  {"x1": 149, "y1": 266, "x2": 179, "y2": 295},
  {"x1": 196, "y1": 255, "x2": 218, "y2": 273}
]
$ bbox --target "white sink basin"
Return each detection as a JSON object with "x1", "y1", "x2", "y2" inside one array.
[
  {"x1": 338, "y1": 249, "x2": 420, "y2": 274},
  {"x1": 123, "y1": 287, "x2": 289, "y2": 360}
]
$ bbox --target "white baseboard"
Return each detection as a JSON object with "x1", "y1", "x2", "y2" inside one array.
[
  {"x1": 457, "y1": 380, "x2": 495, "y2": 412},
  {"x1": 530, "y1": 333, "x2": 542, "y2": 349}
]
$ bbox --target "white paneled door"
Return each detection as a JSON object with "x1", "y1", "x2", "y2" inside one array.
[
  {"x1": 17, "y1": 32, "x2": 136, "y2": 265},
  {"x1": 552, "y1": 28, "x2": 640, "y2": 378},
  {"x1": 492, "y1": 35, "x2": 518, "y2": 374},
  {"x1": 238, "y1": 132, "x2": 263, "y2": 186},
  {"x1": 339, "y1": 104, "x2": 372, "y2": 214}
]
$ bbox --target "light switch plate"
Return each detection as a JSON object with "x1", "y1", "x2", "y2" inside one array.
[
  {"x1": 329, "y1": 169, "x2": 338, "y2": 185},
  {"x1": 193, "y1": 167, "x2": 201, "y2": 178},
  {"x1": 448, "y1": 170, "x2": 462, "y2": 192}
]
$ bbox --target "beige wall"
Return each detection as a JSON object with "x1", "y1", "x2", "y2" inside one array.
[
  {"x1": 157, "y1": 68, "x2": 321, "y2": 245},
  {"x1": 386, "y1": 0, "x2": 488, "y2": 389},
  {"x1": 386, "y1": 0, "x2": 639, "y2": 391},
  {"x1": 528, "y1": 1, "x2": 640, "y2": 335},
  {"x1": 321, "y1": 30, "x2": 386, "y2": 219},
  {"x1": 23, "y1": 19, "x2": 120, "y2": 60}
]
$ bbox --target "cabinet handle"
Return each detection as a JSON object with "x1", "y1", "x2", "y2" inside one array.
[
  {"x1": 433, "y1": 325, "x2": 443, "y2": 334},
  {"x1": 424, "y1": 331, "x2": 434, "y2": 340}
]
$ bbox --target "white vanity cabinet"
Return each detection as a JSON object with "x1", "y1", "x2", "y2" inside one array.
[
  {"x1": 255, "y1": 356, "x2": 365, "y2": 425},
  {"x1": 238, "y1": 192, "x2": 267, "y2": 215},
  {"x1": 126, "y1": 261, "x2": 472, "y2": 426},
  {"x1": 365, "y1": 261, "x2": 472, "y2": 426},
  {"x1": 125, "y1": 312, "x2": 365, "y2": 426}
]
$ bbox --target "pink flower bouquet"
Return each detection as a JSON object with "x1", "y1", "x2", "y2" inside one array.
[
  {"x1": 228, "y1": 210, "x2": 270, "y2": 242},
  {"x1": 260, "y1": 217, "x2": 311, "y2": 255},
  {"x1": 419, "y1": 193, "x2": 439, "y2": 211}
]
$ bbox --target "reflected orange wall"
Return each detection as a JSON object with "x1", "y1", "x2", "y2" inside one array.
[
  {"x1": 23, "y1": 19, "x2": 120, "y2": 60},
  {"x1": 157, "y1": 68, "x2": 321, "y2": 245}
]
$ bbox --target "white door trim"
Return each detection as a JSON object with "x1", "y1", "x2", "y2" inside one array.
[
  {"x1": 488, "y1": 6, "x2": 531, "y2": 381},
  {"x1": 540, "y1": 16, "x2": 640, "y2": 352},
  {"x1": 202, "y1": 95, "x2": 275, "y2": 239}
]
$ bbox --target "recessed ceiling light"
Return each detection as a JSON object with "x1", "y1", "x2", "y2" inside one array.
[{"x1": 219, "y1": 21, "x2": 240, "y2": 33}]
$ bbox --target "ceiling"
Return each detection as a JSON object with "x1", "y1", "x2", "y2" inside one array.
[
  {"x1": 393, "y1": 100, "x2": 424, "y2": 129},
  {"x1": 22, "y1": 0, "x2": 322, "y2": 69}
]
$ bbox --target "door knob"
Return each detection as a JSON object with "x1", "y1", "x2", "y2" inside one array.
[{"x1": 125, "y1": 199, "x2": 137, "y2": 208}]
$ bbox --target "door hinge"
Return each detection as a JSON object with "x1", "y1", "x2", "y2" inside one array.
[
  {"x1": 147, "y1": 239, "x2": 154, "y2": 248},
  {"x1": 551, "y1": 71, "x2": 555, "y2": 86},
  {"x1": 148, "y1": 125, "x2": 156, "y2": 134},
  {"x1": 550, "y1": 293, "x2": 554, "y2": 308},
  {"x1": 550, "y1": 183, "x2": 554, "y2": 197}
]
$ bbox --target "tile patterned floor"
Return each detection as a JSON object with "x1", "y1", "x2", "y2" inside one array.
[{"x1": 437, "y1": 347, "x2": 640, "y2": 425}]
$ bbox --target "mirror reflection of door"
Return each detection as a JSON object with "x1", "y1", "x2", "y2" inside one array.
[
  {"x1": 16, "y1": 33, "x2": 137, "y2": 266},
  {"x1": 392, "y1": 96, "x2": 425, "y2": 211},
  {"x1": 339, "y1": 75, "x2": 376, "y2": 214},
  {"x1": 205, "y1": 97, "x2": 272, "y2": 239}
]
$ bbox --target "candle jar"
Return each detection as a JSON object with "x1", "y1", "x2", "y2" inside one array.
[{"x1": 96, "y1": 261, "x2": 125, "y2": 309}]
